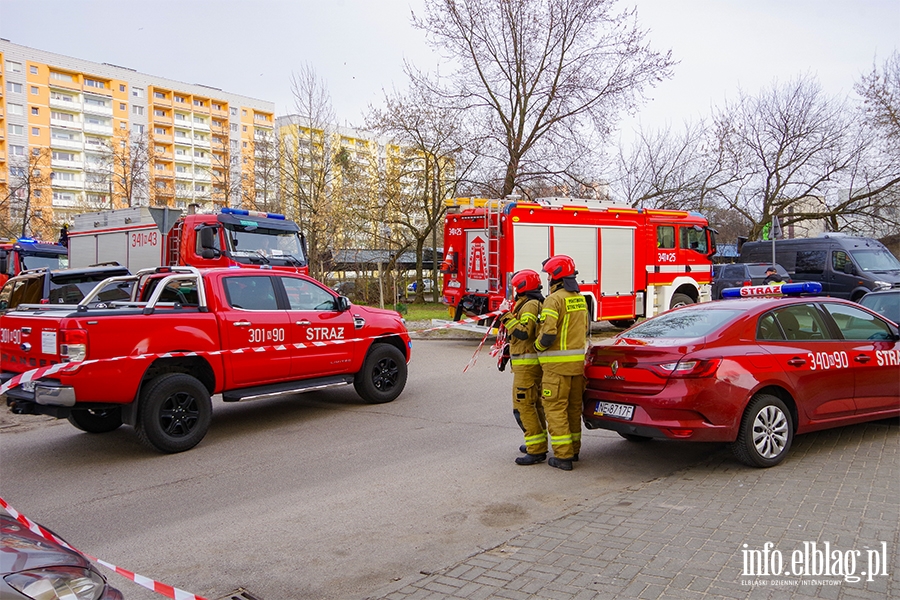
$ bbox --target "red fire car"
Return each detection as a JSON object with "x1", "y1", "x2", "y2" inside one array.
[{"x1": 583, "y1": 283, "x2": 900, "y2": 467}]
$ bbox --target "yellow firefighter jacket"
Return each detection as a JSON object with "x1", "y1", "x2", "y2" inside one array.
[
  {"x1": 534, "y1": 282, "x2": 588, "y2": 376},
  {"x1": 500, "y1": 296, "x2": 542, "y2": 374}
]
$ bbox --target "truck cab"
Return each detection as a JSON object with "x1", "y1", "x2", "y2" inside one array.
[{"x1": 0, "y1": 238, "x2": 69, "y2": 286}]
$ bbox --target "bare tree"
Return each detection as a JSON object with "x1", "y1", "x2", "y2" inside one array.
[
  {"x1": 367, "y1": 85, "x2": 469, "y2": 301},
  {"x1": 410, "y1": 0, "x2": 674, "y2": 197},
  {"x1": 856, "y1": 50, "x2": 900, "y2": 147},
  {"x1": 712, "y1": 75, "x2": 899, "y2": 241},
  {"x1": 1, "y1": 149, "x2": 55, "y2": 239},
  {"x1": 87, "y1": 131, "x2": 152, "y2": 208},
  {"x1": 243, "y1": 131, "x2": 281, "y2": 213},
  {"x1": 280, "y1": 65, "x2": 344, "y2": 279}
]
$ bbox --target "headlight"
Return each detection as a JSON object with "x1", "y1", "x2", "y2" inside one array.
[
  {"x1": 4, "y1": 566, "x2": 107, "y2": 600},
  {"x1": 873, "y1": 281, "x2": 891, "y2": 291}
]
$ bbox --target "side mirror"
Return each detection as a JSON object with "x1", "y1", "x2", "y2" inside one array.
[
  {"x1": 200, "y1": 249, "x2": 215, "y2": 259},
  {"x1": 198, "y1": 227, "x2": 220, "y2": 256},
  {"x1": 0, "y1": 250, "x2": 7, "y2": 275},
  {"x1": 336, "y1": 296, "x2": 351, "y2": 311},
  {"x1": 843, "y1": 262, "x2": 855, "y2": 275}
]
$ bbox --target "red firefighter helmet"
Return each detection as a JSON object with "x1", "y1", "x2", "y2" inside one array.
[
  {"x1": 510, "y1": 269, "x2": 542, "y2": 295},
  {"x1": 542, "y1": 254, "x2": 576, "y2": 279}
]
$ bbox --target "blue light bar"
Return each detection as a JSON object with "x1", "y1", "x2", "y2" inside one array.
[
  {"x1": 221, "y1": 207, "x2": 286, "y2": 220},
  {"x1": 16, "y1": 237, "x2": 37, "y2": 244},
  {"x1": 721, "y1": 282, "x2": 823, "y2": 299}
]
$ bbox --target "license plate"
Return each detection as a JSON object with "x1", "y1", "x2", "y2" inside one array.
[{"x1": 594, "y1": 401, "x2": 634, "y2": 421}]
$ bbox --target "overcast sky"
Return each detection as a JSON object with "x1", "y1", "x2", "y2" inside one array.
[{"x1": 2, "y1": 0, "x2": 898, "y2": 145}]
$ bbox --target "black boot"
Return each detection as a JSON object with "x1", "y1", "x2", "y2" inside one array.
[
  {"x1": 548, "y1": 457, "x2": 573, "y2": 471},
  {"x1": 515, "y1": 452, "x2": 547, "y2": 465}
]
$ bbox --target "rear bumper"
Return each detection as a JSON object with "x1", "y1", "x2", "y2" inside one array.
[
  {"x1": 582, "y1": 388, "x2": 737, "y2": 442},
  {"x1": 3, "y1": 376, "x2": 76, "y2": 417}
]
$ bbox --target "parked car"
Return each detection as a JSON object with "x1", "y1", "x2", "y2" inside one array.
[
  {"x1": 739, "y1": 234, "x2": 900, "y2": 300},
  {"x1": 406, "y1": 278, "x2": 434, "y2": 294},
  {"x1": 711, "y1": 263, "x2": 791, "y2": 299},
  {"x1": 859, "y1": 288, "x2": 900, "y2": 324},
  {"x1": 0, "y1": 264, "x2": 131, "y2": 313},
  {"x1": 1, "y1": 508, "x2": 124, "y2": 599},
  {"x1": 582, "y1": 285, "x2": 899, "y2": 467}
]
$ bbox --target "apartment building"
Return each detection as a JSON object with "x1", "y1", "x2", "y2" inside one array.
[{"x1": 0, "y1": 39, "x2": 275, "y2": 238}]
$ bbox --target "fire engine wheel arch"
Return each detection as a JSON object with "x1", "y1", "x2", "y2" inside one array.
[
  {"x1": 67, "y1": 407, "x2": 124, "y2": 433},
  {"x1": 136, "y1": 373, "x2": 212, "y2": 453},
  {"x1": 354, "y1": 342, "x2": 408, "y2": 404}
]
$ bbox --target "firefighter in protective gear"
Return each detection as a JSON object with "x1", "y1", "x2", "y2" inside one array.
[
  {"x1": 535, "y1": 255, "x2": 589, "y2": 471},
  {"x1": 499, "y1": 269, "x2": 547, "y2": 465}
]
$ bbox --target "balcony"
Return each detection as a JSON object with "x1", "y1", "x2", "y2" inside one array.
[
  {"x1": 50, "y1": 117, "x2": 81, "y2": 130},
  {"x1": 151, "y1": 115, "x2": 173, "y2": 126},
  {"x1": 192, "y1": 120, "x2": 210, "y2": 132},
  {"x1": 173, "y1": 134, "x2": 192, "y2": 146},
  {"x1": 193, "y1": 137, "x2": 210, "y2": 149},
  {"x1": 174, "y1": 170, "x2": 193, "y2": 180},
  {"x1": 173, "y1": 152, "x2": 192, "y2": 163},
  {"x1": 151, "y1": 94, "x2": 172, "y2": 107},
  {"x1": 50, "y1": 137, "x2": 83, "y2": 151},
  {"x1": 83, "y1": 102, "x2": 113, "y2": 117},
  {"x1": 51, "y1": 158, "x2": 84, "y2": 170},
  {"x1": 50, "y1": 96, "x2": 80, "y2": 110},
  {"x1": 154, "y1": 169, "x2": 175, "y2": 179},
  {"x1": 193, "y1": 155, "x2": 211, "y2": 166},
  {"x1": 84, "y1": 122, "x2": 113, "y2": 136},
  {"x1": 51, "y1": 179, "x2": 84, "y2": 191}
]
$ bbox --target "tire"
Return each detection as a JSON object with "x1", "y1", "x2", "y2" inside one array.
[
  {"x1": 618, "y1": 432, "x2": 652, "y2": 443},
  {"x1": 730, "y1": 393, "x2": 793, "y2": 468},
  {"x1": 354, "y1": 344, "x2": 408, "y2": 404},
  {"x1": 610, "y1": 319, "x2": 637, "y2": 329},
  {"x1": 136, "y1": 373, "x2": 212, "y2": 453},
  {"x1": 669, "y1": 293, "x2": 694, "y2": 310},
  {"x1": 67, "y1": 407, "x2": 123, "y2": 433}
]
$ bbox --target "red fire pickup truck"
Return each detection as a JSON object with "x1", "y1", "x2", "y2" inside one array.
[{"x1": 0, "y1": 266, "x2": 411, "y2": 453}]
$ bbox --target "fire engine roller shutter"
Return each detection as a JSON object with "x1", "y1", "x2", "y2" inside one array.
[
  {"x1": 512, "y1": 224, "x2": 551, "y2": 274},
  {"x1": 600, "y1": 227, "x2": 635, "y2": 296},
  {"x1": 554, "y1": 226, "x2": 599, "y2": 284}
]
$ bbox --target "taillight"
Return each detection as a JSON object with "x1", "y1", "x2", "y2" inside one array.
[
  {"x1": 650, "y1": 358, "x2": 721, "y2": 378},
  {"x1": 59, "y1": 329, "x2": 88, "y2": 362}
]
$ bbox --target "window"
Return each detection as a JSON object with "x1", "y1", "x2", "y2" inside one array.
[
  {"x1": 31, "y1": 86, "x2": 39, "y2": 95},
  {"x1": 84, "y1": 116, "x2": 109, "y2": 126},
  {"x1": 119, "y1": 84, "x2": 126, "y2": 92},
  {"x1": 224, "y1": 276, "x2": 278, "y2": 310},
  {"x1": 120, "y1": 122, "x2": 126, "y2": 129},
  {"x1": 10, "y1": 145, "x2": 26, "y2": 156},
  {"x1": 32, "y1": 107, "x2": 39, "y2": 115},
  {"x1": 10, "y1": 167, "x2": 26, "y2": 177},
  {"x1": 679, "y1": 226, "x2": 708, "y2": 253},
  {"x1": 51, "y1": 171, "x2": 76, "y2": 181},
  {"x1": 133, "y1": 87, "x2": 144, "y2": 98},
  {"x1": 657, "y1": 226, "x2": 675, "y2": 249},
  {"x1": 7, "y1": 82, "x2": 23, "y2": 93},
  {"x1": 51, "y1": 91, "x2": 75, "y2": 102},
  {"x1": 821, "y1": 303, "x2": 894, "y2": 341},
  {"x1": 30, "y1": 65, "x2": 38, "y2": 75},
  {"x1": 132, "y1": 105, "x2": 144, "y2": 115},
  {"x1": 796, "y1": 250, "x2": 826, "y2": 275},
  {"x1": 230, "y1": 107, "x2": 237, "y2": 116},
  {"x1": 133, "y1": 124, "x2": 144, "y2": 134},
  {"x1": 32, "y1": 127, "x2": 40, "y2": 136},
  {"x1": 832, "y1": 251, "x2": 852, "y2": 274},
  {"x1": 193, "y1": 116, "x2": 205, "y2": 124},
  {"x1": 120, "y1": 103, "x2": 126, "y2": 111},
  {"x1": 85, "y1": 96, "x2": 108, "y2": 107},
  {"x1": 51, "y1": 111, "x2": 75, "y2": 122},
  {"x1": 8, "y1": 103, "x2": 24, "y2": 115},
  {"x1": 9, "y1": 124, "x2": 24, "y2": 136},
  {"x1": 193, "y1": 99, "x2": 204, "y2": 107},
  {"x1": 767, "y1": 305, "x2": 830, "y2": 341},
  {"x1": 154, "y1": 91, "x2": 166, "y2": 99},
  {"x1": 50, "y1": 71, "x2": 75, "y2": 82},
  {"x1": 230, "y1": 123, "x2": 238, "y2": 132},
  {"x1": 154, "y1": 126, "x2": 168, "y2": 135},
  {"x1": 242, "y1": 109, "x2": 247, "y2": 116},
  {"x1": 84, "y1": 78, "x2": 105, "y2": 89},
  {"x1": 175, "y1": 96, "x2": 186, "y2": 103},
  {"x1": 154, "y1": 109, "x2": 167, "y2": 117},
  {"x1": 282, "y1": 277, "x2": 335, "y2": 311},
  {"x1": 6, "y1": 60, "x2": 22, "y2": 72}
]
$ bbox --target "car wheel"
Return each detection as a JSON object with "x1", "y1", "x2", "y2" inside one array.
[
  {"x1": 730, "y1": 393, "x2": 793, "y2": 468},
  {"x1": 618, "y1": 432, "x2": 652, "y2": 442},
  {"x1": 67, "y1": 407, "x2": 123, "y2": 433},
  {"x1": 610, "y1": 319, "x2": 637, "y2": 329},
  {"x1": 354, "y1": 343, "x2": 407, "y2": 404},
  {"x1": 136, "y1": 373, "x2": 211, "y2": 453},
  {"x1": 669, "y1": 293, "x2": 694, "y2": 309}
]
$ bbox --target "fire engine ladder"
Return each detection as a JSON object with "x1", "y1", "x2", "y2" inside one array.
[
  {"x1": 167, "y1": 220, "x2": 183, "y2": 266},
  {"x1": 486, "y1": 199, "x2": 503, "y2": 294}
]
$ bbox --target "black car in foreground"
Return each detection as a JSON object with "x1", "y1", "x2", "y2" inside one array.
[{"x1": 1, "y1": 509, "x2": 124, "y2": 599}]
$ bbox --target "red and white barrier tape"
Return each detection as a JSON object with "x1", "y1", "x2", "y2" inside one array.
[
  {"x1": 0, "y1": 496, "x2": 208, "y2": 600},
  {"x1": 0, "y1": 310, "x2": 506, "y2": 397}
]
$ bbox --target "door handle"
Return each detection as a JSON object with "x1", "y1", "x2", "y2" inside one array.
[
  {"x1": 295, "y1": 319, "x2": 312, "y2": 326},
  {"x1": 854, "y1": 354, "x2": 871, "y2": 363},
  {"x1": 233, "y1": 321, "x2": 251, "y2": 327},
  {"x1": 787, "y1": 357, "x2": 806, "y2": 367}
]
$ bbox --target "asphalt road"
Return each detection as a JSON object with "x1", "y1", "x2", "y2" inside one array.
[{"x1": 0, "y1": 338, "x2": 719, "y2": 600}]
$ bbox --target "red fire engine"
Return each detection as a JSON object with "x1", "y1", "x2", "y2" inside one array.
[{"x1": 440, "y1": 197, "x2": 717, "y2": 326}]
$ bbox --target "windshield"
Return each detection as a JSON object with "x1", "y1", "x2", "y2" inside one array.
[
  {"x1": 222, "y1": 225, "x2": 306, "y2": 264},
  {"x1": 625, "y1": 307, "x2": 743, "y2": 339},
  {"x1": 20, "y1": 251, "x2": 68, "y2": 271},
  {"x1": 850, "y1": 249, "x2": 900, "y2": 272}
]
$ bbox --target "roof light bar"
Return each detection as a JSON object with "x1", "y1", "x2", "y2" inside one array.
[
  {"x1": 220, "y1": 207, "x2": 286, "y2": 220},
  {"x1": 721, "y1": 282, "x2": 823, "y2": 299}
]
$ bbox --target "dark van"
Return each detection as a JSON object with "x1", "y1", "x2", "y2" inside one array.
[{"x1": 738, "y1": 234, "x2": 900, "y2": 301}]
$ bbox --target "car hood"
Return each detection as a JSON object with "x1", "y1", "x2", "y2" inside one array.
[{"x1": 1, "y1": 514, "x2": 91, "y2": 574}]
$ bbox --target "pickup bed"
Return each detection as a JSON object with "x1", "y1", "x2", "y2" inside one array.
[{"x1": 0, "y1": 266, "x2": 411, "y2": 452}]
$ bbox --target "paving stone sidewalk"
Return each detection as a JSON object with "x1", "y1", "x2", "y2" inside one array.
[{"x1": 376, "y1": 420, "x2": 899, "y2": 600}]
